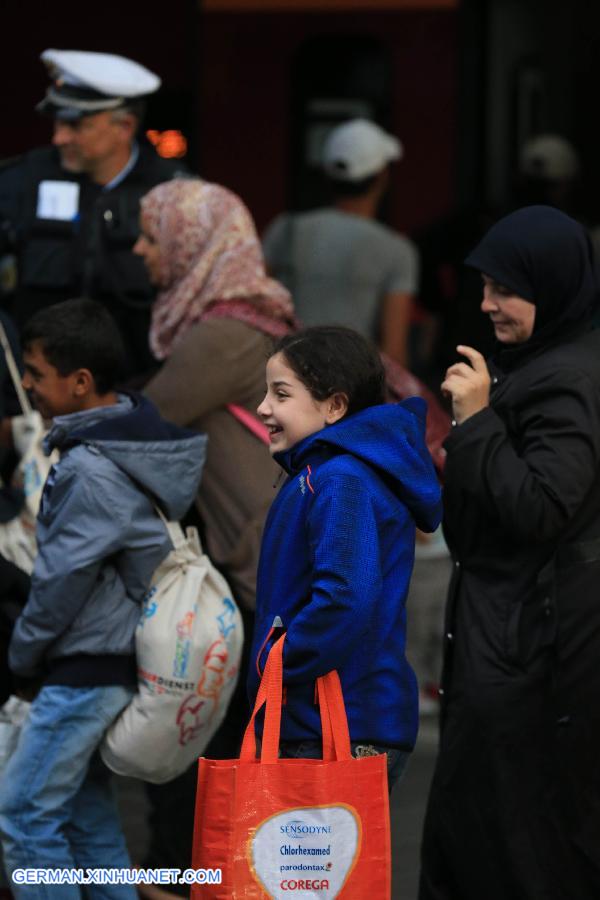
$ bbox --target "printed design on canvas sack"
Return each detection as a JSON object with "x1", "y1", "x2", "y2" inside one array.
[
  {"x1": 22, "y1": 459, "x2": 44, "y2": 497},
  {"x1": 139, "y1": 586, "x2": 158, "y2": 625},
  {"x1": 173, "y1": 609, "x2": 196, "y2": 678},
  {"x1": 137, "y1": 668, "x2": 196, "y2": 695},
  {"x1": 248, "y1": 804, "x2": 362, "y2": 898},
  {"x1": 175, "y1": 597, "x2": 240, "y2": 747},
  {"x1": 217, "y1": 597, "x2": 237, "y2": 638},
  {"x1": 176, "y1": 694, "x2": 212, "y2": 747}
]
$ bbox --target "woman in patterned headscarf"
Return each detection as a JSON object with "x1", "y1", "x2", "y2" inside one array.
[
  {"x1": 137, "y1": 178, "x2": 295, "y2": 611},
  {"x1": 136, "y1": 179, "x2": 295, "y2": 898},
  {"x1": 141, "y1": 178, "x2": 294, "y2": 360}
]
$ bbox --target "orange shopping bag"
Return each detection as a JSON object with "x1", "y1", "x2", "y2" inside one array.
[{"x1": 191, "y1": 635, "x2": 391, "y2": 898}]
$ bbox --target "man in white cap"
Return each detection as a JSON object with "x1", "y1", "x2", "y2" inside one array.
[
  {"x1": 262, "y1": 118, "x2": 418, "y2": 365},
  {"x1": 0, "y1": 50, "x2": 185, "y2": 376},
  {"x1": 516, "y1": 133, "x2": 581, "y2": 212}
]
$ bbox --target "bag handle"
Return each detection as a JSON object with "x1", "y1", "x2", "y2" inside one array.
[
  {"x1": 317, "y1": 670, "x2": 352, "y2": 762},
  {"x1": 239, "y1": 635, "x2": 352, "y2": 763},
  {"x1": 226, "y1": 403, "x2": 270, "y2": 446},
  {"x1": 0, "y1": 320, "x2": 32, "y2": 416},
  {"x1": 239, "y1": 633, "x2": 283, "y2": 763}
]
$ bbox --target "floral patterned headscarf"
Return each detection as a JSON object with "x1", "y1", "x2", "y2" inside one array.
[{"x1": 143, "y1": 178, "x2": 295, "y2": 360}]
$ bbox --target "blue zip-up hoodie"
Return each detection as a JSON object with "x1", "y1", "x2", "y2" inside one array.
[
  {"x1": 9, "y1": 393, "x2": 206, "y2": 684},
  {"x1": 248, "y1": 399, "x2": 442, "y2": 750}
]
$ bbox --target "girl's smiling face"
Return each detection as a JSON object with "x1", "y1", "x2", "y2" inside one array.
[{"x1": 257, "y1": 352, "x2": 346, "y2": 455}]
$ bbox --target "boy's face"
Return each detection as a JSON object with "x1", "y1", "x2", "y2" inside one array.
[{"x1": 22, "y1": 341, "x2": 87, "y2": 419}]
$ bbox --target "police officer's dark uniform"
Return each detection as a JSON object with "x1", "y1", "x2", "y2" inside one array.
[{"x1": 0, "y1": 50, "x2": 184, "y2": 376}]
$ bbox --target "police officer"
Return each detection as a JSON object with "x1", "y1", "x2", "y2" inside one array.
[{"x1": 0, "y1": 49, "x2": 186, "y2": 376}]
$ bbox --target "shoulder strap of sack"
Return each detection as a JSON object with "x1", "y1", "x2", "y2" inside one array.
[
  {"x1": 0, "y1": 320, "x2": 31, "y2": 415},
  {"x1": 150, "y1": 498, "x2": 187, "y2": 551}
]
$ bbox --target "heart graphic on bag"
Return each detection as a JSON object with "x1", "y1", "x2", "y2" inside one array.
[{"x1": 250, "y1": 804, "x2": 361, "y2": 898}]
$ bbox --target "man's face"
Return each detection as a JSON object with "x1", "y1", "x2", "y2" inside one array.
[
  {"x1": 22, "y1": 341, "x2": 84, "y2": 420},
  {"x1": 52, "y1": 111, "x2": 130, "y2": 176}
]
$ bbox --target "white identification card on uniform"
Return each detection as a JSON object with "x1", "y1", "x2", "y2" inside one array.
[{"x1": 36, "y1": 180, "x2": 80, "y2": 221}]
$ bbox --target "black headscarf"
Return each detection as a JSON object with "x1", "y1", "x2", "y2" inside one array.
[{"x1": 465, "y1": 205, "x2": 599, "y2": 370}]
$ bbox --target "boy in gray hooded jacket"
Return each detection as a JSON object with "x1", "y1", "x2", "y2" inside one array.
[{"x1": 0, "y1": 299, "x2": 206, "y2": 898}]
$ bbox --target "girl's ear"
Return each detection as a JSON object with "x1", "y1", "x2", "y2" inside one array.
[{"x1": 325, "y1": 392, "x2": 349, "y2": 424}]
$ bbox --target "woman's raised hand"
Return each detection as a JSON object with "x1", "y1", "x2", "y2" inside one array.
[{"x1": 441, "y1": 345, "x2": 491, "y2": 425}]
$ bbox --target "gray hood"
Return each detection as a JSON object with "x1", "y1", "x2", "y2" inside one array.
[{"x1": 47, "y1": 392, "x2": 206, "y2": 520}]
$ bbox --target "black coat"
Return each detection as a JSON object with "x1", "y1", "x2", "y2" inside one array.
[{"x1": 420, "y1": 328, "x2": 600, "y2": 900}]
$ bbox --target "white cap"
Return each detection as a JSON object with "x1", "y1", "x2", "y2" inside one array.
[
  {"x1": 519, "y1": 134, "x2": 580, "y2": 181},
  {"x1": 322, "y1": 118, "x2": 403, "y2": 182},
  {"x1": 37, "y1": 49, "x2": 161, "y2": 119}
]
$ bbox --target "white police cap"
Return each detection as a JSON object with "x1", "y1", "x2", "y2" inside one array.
[
  {"x1": 322, "y1": 119, "x2": 403, "y2": 182},
  {"x1": 37, "y1": 49, "x2": 161, "y2": 120}
]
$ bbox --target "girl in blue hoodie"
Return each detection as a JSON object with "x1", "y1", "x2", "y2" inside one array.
[{"x1": 249, "y1": 326, "x2": 442, "y2": 789}]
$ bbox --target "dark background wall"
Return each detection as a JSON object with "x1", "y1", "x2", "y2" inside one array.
[
  {"x1": 0, "y1": 0, "x2": 196, "y2": 161},
  {"x1": 0, "y1": 1, "x2": 458, "y2": 237},
  {"x1": 197, "y1": 10, "x2": 458, "y2": 233},
  {"x1": 471, "y1": 0, "x2": 600, "y2": 221},
  {"x1": 2, "y1": 0, "x2": 600, "y2": 235}
]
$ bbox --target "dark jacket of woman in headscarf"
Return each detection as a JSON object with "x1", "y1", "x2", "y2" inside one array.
[{"x1": 420, "y1": 206, "x2": 600, "y2": 900}]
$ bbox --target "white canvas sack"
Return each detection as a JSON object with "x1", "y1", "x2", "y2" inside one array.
[
  {"x1": 0, "y1": 321, "x2": 56, "y2": 573},
  {"x1": 11, "y1": 410, "x2": 56, "y2": 524},
  {"x1": 0, "y1": 512, "x2": 38, "y2": 574},
  {"x1": 100, "y1": 512, "x2": 244, "y2": 784}
]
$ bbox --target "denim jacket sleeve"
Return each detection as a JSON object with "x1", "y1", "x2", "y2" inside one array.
[{"x1": 9, "y1": 454, "x2": 139, "y2": 677}]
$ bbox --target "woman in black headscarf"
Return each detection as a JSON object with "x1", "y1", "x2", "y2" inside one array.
[{"x1": 419, "y1": 206, "x2": 600, "y2": 900}]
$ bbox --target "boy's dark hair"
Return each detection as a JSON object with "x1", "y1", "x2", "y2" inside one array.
[
  {"x1": 21, "y1": 298, "x2": 126, "y2": 394},
  {"x1": 272, "y1": 326, "x2": 386, "y2": 417}
]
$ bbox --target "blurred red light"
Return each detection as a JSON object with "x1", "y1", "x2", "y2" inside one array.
[{"x1": 145, "y1": 129, "x2": 188, "y2": 159}]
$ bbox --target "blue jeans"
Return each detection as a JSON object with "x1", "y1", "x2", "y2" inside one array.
[
  {"x1": 279, "y1": 740, "x2": 411, "y2": 794},
  {"x1": 0, "y1": 684, "x2": 135, "y2": 900}
]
